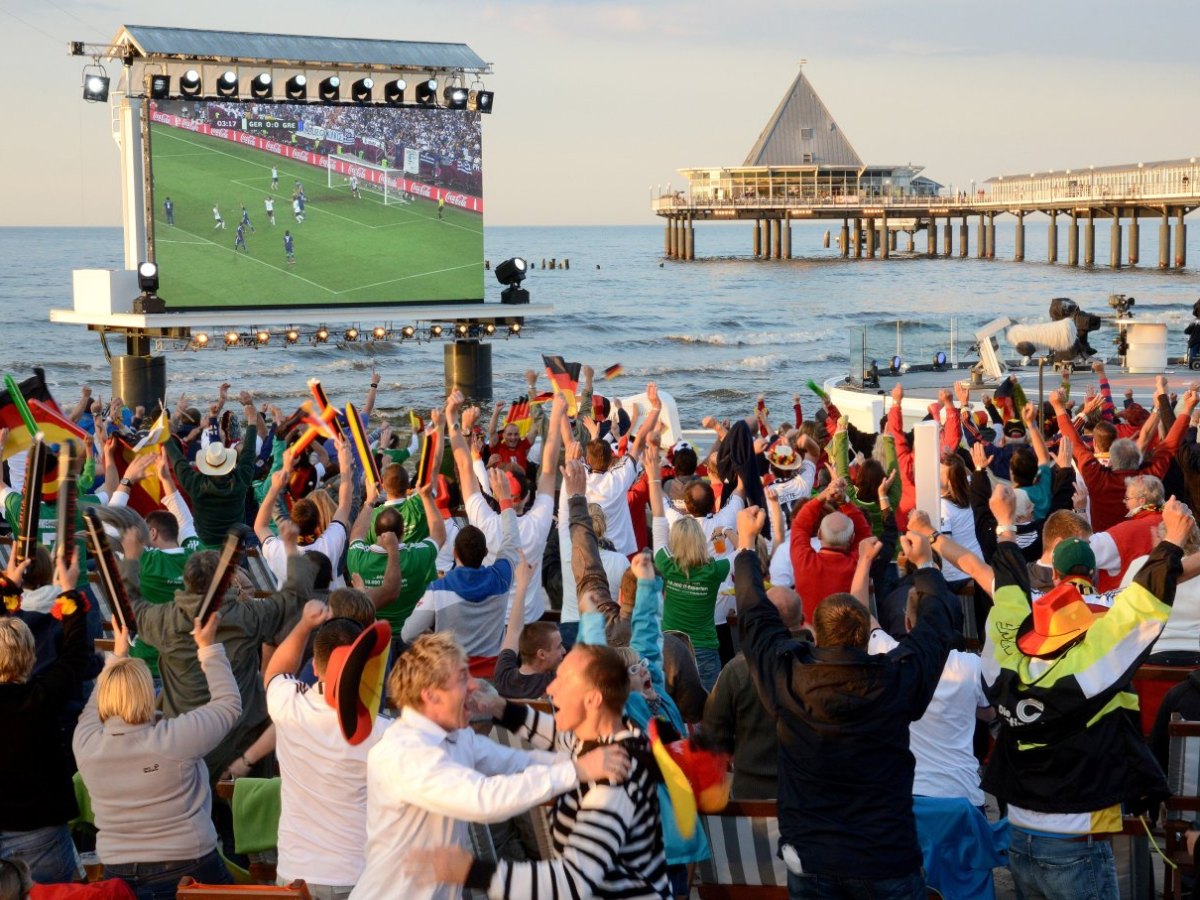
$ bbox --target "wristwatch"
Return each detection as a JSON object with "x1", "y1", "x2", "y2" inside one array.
[
  {"x1": 928, "y1": 530, "x2": 942, "y2": 544},
  {"x1": 995, "y1": 524, "x2": 1018, "y2": 535},
  {"x1": 119, "y1": 478, "x2": 133, "y2": 488}
]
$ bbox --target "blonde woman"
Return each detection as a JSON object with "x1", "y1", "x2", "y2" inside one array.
[
  {"x1": 645, "y1": 448, "x2": 730, "y2": 690},
  {"x1": 73, "y1": 612, "x2": 240, "y2": 899}
]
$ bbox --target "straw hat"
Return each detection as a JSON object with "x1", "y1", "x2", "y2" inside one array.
[
  {"x1": 196, "y1": 442, "x2": 238, "y2": 477},
  {"x1": 766, "y1": 442, "x2": 803, "y2": 472}
]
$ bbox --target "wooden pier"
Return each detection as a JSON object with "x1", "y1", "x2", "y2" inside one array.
[{"x1": 655, "y1": 67, "x2": 1199, "y2": 268}]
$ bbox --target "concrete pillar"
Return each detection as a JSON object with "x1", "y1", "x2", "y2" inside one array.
[
  {"x1": 1084, "y1": 214, "x2": 1095, "y2": 266},
  {"x1": 1047, "y1": 213, "x2": 1057, "y2": 263},
  {"x1": 959, "y1": 218, "x2": 968, "y2": 257},
  {"x1": 783, "y1": 219, "x2": 792, "y2": 259},
  {"x1": 1129, "y1": 214, "x2": 1139, "y2": 266},
  {"x1": 1110, "y1": 214, "x2": 1122, "y2": 269},
  {"x1": 907, "y1": 230, "x2": 915, "y2": 253},
  {"x1": 752, "y1": 220, "x2": 761, "y2": 258},
  {"x1": 761, "y1": 220, "x2": 771, "y2": 260},
  {"x1": 853, "y1": 217, "x2": 862, "y2": 259},
  {"x1": 985, "y1": 213, "x2": 995, "y2": 259},
  {"x1": 1067, "y1": 214, "x2": 1078, "y2": 267},
  {"x1": 664, "y1": 221, "x2": 670, "y2": 257},
  {"x1": 943, "y1": 219, "x2": 952, "y2": 257},
  {"x1": 822, "y1": 230, "x2": 831, "y2": 249},
  {"x1": 685, "y1": 220, "x2": 694, "y2": 261},
  {"x1": 927, "y1": 221, "x2": 937, "y2": 256},
  {"x1": 773, "y1": 219, "x2": 782, "y2": 259},
  {"x1": 1177, "y1": 209, "x2": 1188, "y2": 268},
  {"x1": 1014, "y1": 212, "x2": 1025, "y2": 261},
  {"x1": 977, "y1": 214, "x2": 986, "y2": 259},
  {"x1": 866, "y1": 219, "x2": 877, "y2": 257},
  {"x1": 840, "y1": 220, "x2": 850, "y2": 258},
  {"x1": 1160, "y1": 214, "x2": 1171, "y2": 268},
  {"x1": 881, "y1": 215, "x2": 890, "y2": 259}
]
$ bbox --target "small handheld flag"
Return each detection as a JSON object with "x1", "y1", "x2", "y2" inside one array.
[
  {"x1": 603, "y1": 363, "x2": 624, "y2": 380},
  {"x1": 542, "y1": 355, "x2": 581, "y2": 417}
]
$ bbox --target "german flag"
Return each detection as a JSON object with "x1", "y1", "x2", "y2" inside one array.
[
  {"x1": 415, "y1": 429, "x2": 441, "y2": 490},
  {"x1": 543, "y1": 355, "x2": 581, "y2": 417},
  {"x1": 603, "y1": 363, "x2": 624, "y2": 381},
  {"x1": 505, "y1": 398, "x2": 532, "y2": 438},
  {"x1": 0, "y1": 370, "x2": 87, "y2": 458}
]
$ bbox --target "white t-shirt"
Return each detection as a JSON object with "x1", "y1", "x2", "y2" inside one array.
[
  {"x1": 465, "y1": 492, "x2": 555, "y2": 624},
  {"x1": 1122, "y1": 554, "x2": 1200, "y2": 656},
  {"x1": 266, "y1": 675, "x2": 389, "y2": 887},
  {"x1": 261, "y1": 521, "x2": 348, "y2": 591},
  {"x1": 869, "y1": 630, "x2": 989, "y2": 807},
  {"x1": 585, "y1": 456, "x2": 641, "y2": 555},
  {"x1": 939, "y1": 499, "x2": 983, "y2": 584}
]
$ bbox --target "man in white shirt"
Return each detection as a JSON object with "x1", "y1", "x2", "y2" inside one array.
[
  {"x1": 265, "y1": 601, "x2": 388, "y2": 899},
  {"x1": 868, "y1": 586, "x2": 993, "y2": 807},
  {"x1": 350, "y1": 632, "x2": 629, "y2": 900},
  {"x1": 255, "y1": 439, "x2": 353, "y2": 590},
  {"x1": 447, "y1": 390, "x2": 565, "y2": 624}
]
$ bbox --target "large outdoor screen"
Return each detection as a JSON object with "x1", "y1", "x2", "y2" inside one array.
[{"x1": 147, "y1": 99, "x2": 483, "y2": 310}]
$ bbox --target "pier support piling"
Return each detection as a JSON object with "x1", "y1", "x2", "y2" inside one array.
[
  {"x1": 1159, "y1": 216, "x2": 1171, "y2": 268},
  {"x1": 881, "y1": 215, "x2": 890, "y2": 259},
  {"x1": 1067, "y1": 215, "x2": 1078, "y2": 267},
  {"x1": 927, "y1": 221, "x2": 936, "y2": 257},
  {"x1": 1014, "y1": 212, "x2": 1025, "y2": 261},
  {"x1": 985, "y1": 214, "x2": 995, "y2": 259},
  {"x1": 840, "y1": 220, "x2": 850, "y2": 258},
  {"x1": 783, "y1": 219, "x2": 791, "y2": 259},
  {"x1": 853, "y1": 217, "x2": 862, "y2": 259},
  {"x1": 1084, "y1": 214, "x2": 1095, "y2": 266},
  {"x1": 959, "y1": 219, "x2": 968, "y2": 258},
  {"x1": 664, "y1": 222, "x2": 670, "y2": 257},
  {"x1": 907, "y1": 230, "x2": 915, "y2": 253},
  {"x1": 752, "y1": 220, "x2": 761, "y2": 258},
  {"x1": 1177, "y1": 210, "x2": 1188, "y2": 268},
  {"x1": 822, "y1": 229, "x2": 830, "y2": 249},
  {"x1": 1047, "y1": 213, "x2": 1058, "y2": 264},
  {"x1": 943, "y1": 219, "x2": 952, "y2": 257},
  {"x1": 685, "y1": 219, "x2": 694, "y2": 261},
  {"x1": 1129, "y1": 215, "x2": 1139, "y2": 266},
  {"x1": 1110, "y1": 215, "x2": 1122, "y2": 269},
  {"x1": 977, "y1": 214, "x2": 985, "y2": 259},
  {"x1": 866, "y1": 220, "x2": 877, "y2": 257}
]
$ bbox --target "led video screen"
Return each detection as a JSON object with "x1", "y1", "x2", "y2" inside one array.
[{"x1": 148, "y1": 99, "x2": 483, "y2": 310}]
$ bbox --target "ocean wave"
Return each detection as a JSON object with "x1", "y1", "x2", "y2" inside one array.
[{"x1": 664, "y1": 328, "x2": 838, "y2": 348}]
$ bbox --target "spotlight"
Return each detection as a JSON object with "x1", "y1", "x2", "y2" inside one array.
[
  {"x1": 454, "y1": 322, "x2": 469, "y2": 338},
  {"x1": 70, "y1": 41, "x2": 84, "y2": 56},
  {"x1": 429, "y1": 324, "x2": 443, "y2": 338},
  {"x1": 137, "y1": 261, "x2": 159, "y2": 293},
  {"x1": 933, "y1": 350, "x2": 947, "y2": 371},
  {"x1": 285, "y1": 74, "x2": 307, "y2": 101},
  {"x1": 890, "y1": 355, "x2": 902, "y2": 375},
  {"x1": 483, "y1": 323, "x2": 496, "y2": 336},
  {"x1": 285, "y1": 328, "x2": 300, "y2": 345},
  {"x1": 82, "y1": 71, "x2": 110, "y2": 103},
  {"x1": 351, "y1": 77, "x2": 374, "y2": 102},
  {"x1": 180, "y1": 69, "x2": 201, "y2": 98},
  {"x1": 415, "y1": 78, "x2": 438, "y2": 105},
  {"x1": 494, "y1": 257, "x2": 528, "y2": 287},
  {"x1": 250, "y1": 73, "x2": 273, "y2": 99},
  {"x1": 864, "y1": 360, "x2": 880, "y2": 388},
  {"x1": 216, "y1": 70, "x2": 238, "y2": 98},
  {"x1": 384, "y1": 79, "x2": 406, "y2": 104},
  {"x1": 225, "y1": 331, "x2": 240, "y2": 347},
  {"x1": 472, "y1": 89, "x2": 494, "y2": 114},
  {"x1": 148, "y1": 74, "x2": 170, "y2": 99},
  {"x1": 254, "y1": 330, "x2": 270, "y2": 345},
  {"x1": 508, "y1": 323, "x2": 522, "y2": 336},
  {"x1": 193, "y1": 332, "x2": 210, "y2": 348},
  {"x1": 372, "y1": 326, "x2": 388, "y2": 340},
  {"x1": 442, "y1": 85, "x2": 468, "y2": 109},
  {"x1": 400, "y1": 325, "x2": 415, "y2": 339},
  {"x1": 344, "y1": 328, "x2": 359, "y2": 342},
  {"x1": 319, "y1": 76, "x2": 340, "y2": 102},
  {"x1": 314, "y1": 326, "x2": 330, "y2": 343}
]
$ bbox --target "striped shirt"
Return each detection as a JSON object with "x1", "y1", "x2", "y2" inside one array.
[{"x1": 477, "y1": 703, "x2": 671, "y2": 899}]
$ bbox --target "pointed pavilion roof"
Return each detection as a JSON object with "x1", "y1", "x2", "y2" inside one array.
[{"x1": 743, "y1": 68, "x2": 863, "y2": 168}]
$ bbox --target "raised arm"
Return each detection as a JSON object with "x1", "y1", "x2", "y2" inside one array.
[
  {"x1": 332, "y1": 437, "x2": 354, "y2": 528},
  {"x1": 500, "y1": 552, "x2": 535, "y2": 656},
  {"x1": 254, "y1": 455, "x2": 295, "y2": 545},
  {"x1": 486, "y1": 400, "x2": 504, "y2": 450},
  {"x1": 1023, "y1": 403, "x2": 1051, "y2": 466},
  {"x1": 349, "y1": 478, "x2": 379, "y2": 543},
  {"x1": 627, "y1": 382, "x2": 662, "y2": 460}
]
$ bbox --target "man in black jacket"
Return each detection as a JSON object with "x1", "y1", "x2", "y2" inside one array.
[{"x1": 733, "y1": 505, "x2": 957, "y2": 899}]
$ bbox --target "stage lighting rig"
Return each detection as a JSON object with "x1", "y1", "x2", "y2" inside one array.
[
  {"x1": 319, "y1": 76, "x2": 340, "y2": 101},
  {"x1": 384, "y1": 79, "x2": 406, "y2": 103},
  {"x1": 148, "y1": 74, "x2": 170, "y2": 99},
  {"x1": 216, "y1": 70, "x2": 238, "y2": 98},
  {"x1": 472, "y1": 89, "x2": 494, "y2": 113},
  {"x1": 180, "y1": 69, "x2": 202, "y2": 98},
  {"x1": 415, "y1": 78, "x2": 438, "y2": 105},
  {"x1": 250, "y1": 73, "x2": 273, "y2": 99},
  {"x1": 352, "y1": 78, "x2": 374, "y2": 102},
  {"x1": 82, "y1": 67, "x2": 110, "y2": 102},
  {"x1": 285, "y1": 75, "x2": 307, "y2": 100},
  {"x1": 443, "y1": 85, "x2": 468, "y2": 109}
]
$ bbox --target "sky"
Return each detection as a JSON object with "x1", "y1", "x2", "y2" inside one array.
[{"x1": 2, "y1": 0, "x2": 1199, "y2": 227}]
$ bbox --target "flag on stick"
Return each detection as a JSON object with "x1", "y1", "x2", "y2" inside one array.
[{"x1": 542, "y1": 355, "x2": 581, "y2": 417}]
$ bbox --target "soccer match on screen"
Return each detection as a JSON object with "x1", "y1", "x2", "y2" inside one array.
[{"x1": 149, "y1": 98, "x2": 484, "y2": 309}]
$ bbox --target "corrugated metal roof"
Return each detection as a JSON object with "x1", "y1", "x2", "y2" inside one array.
[
  {"x1": 743, "y1": 69, "x2": 862, "y2": 168},
  {"x1": 984, "y1": 158, "x2": 1200, "y2": 184},
  {"x1": 115, "y1": 25, "x2": 488, "y2": 71}
]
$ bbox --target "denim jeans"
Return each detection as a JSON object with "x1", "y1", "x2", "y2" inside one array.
[
  {"x1": 694, "y1": 647, "x2": 722, "y2": 692},
  {"x1": 1007, "y1": 827, "x2": 1119, "y2": 900},
  {"x1": 787, "y1": 868, "x2": 926, "y2": 899},
  {"x1": 104, "y1": 848, "x2": 232, "y2": 900},
  {"x1": 0, "y1": 824, "x2": 81, "y2": 884}
]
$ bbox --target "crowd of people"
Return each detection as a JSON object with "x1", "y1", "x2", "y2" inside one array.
[{"x1": 3, "y1": 355, "x2": 1200, "y2": 900}]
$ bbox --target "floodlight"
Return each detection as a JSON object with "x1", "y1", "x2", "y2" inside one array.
[
  {"x1": 148, "y1": 74, "x2": 170, "y2": 99},
  {"x1": 415, "y1": 79, "x2": 438, "y2": 105},
  {"x1": 400, "y1": 325, "x2": 416, "y2": 339},
  {"x1": 319, "y1": 76, "x2": 340, "y2": 101},
  {"x1": 285, "y1": 328, "x2": 300, "y2": 345},
  {"x1": 344, "y1": 328, "x2": 359, "y2": 342},
  {"x1": 454, "y1": 322, "x2": 470, "y2": 338},
  {"x1": 193, "y1": 332, "x2": 210, "y2": 348},
  {"x1": 429, "y1": 324, "x2": 443, "y2": 338},
  {"x1": 83, "y1": 72, "x2": 110, "y2": 103},
  {"x1": 372, "y1": 326, "x2": 388, "y2": 340},
  {"x1": 473, "y1": 90, "x2": 494, "y2": 114},
  {"x1": 255, "y1": 330, "x2": 270, "y2": 345},
  {"x1": 890, "y1": 355, "x2": 902, "y2": 375},
  {"x1": 384, "y1": 79, "x2": 406, "y2": 104},
  {"x1": 483, "y1": 323, "x2": 496, "y2": 336},
  {"x1": 314, "y1": 326, "x2": 330, "y2": 343},
  {"x1": 225, "y1": 331, "x2": 240, "y2": 346},
  {"x1": 285, "y1": 75, "x2": 307, "y2": 101},
  {"x1": 137, "y1": 261, "x2": 159, "y2": 293},
  {"x1": 180, "y1": 69, "x2": 202, "y2": 98},
  {"x1": 508, "y1": 323, "x2": 522, "y2": 336},
  {"x1": 216, "y1": 70, "x2": 238, "y2": 98},
  {"x1": 933, "y1": 350, "x2": 947, "y2": 371},
  {"x1": 443, "y1": 85, "x2": 468, "y2": 109},
  {"x1": 494, "y1": 257, "x2": 528, "y2": 287},
  {"x1": 351, "y1": 78, "x2": 374, "y2": 102},
  {"x1": 250, "y1": 73, "x2": 273, "y2": 100}
]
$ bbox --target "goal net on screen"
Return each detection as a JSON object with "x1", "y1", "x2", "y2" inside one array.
[{"x1": 325, "y1": 156, "x2": 413, "y2": 206}]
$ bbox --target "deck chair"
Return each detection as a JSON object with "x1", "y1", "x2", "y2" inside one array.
[
  {"x1": 1164, "y1": 713, "x2": 1200, "y2": 900},
  {"x1": 175, "y1": 879, "x2": 311, "y2": 899},
  {"x1": 694, "y1": 800, "x2": 789, "y2": 899}
]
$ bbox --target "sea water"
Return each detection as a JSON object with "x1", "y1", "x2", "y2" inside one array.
[{"x1": 3, "y1": 222, "x2": 1199, "y2": 425}]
